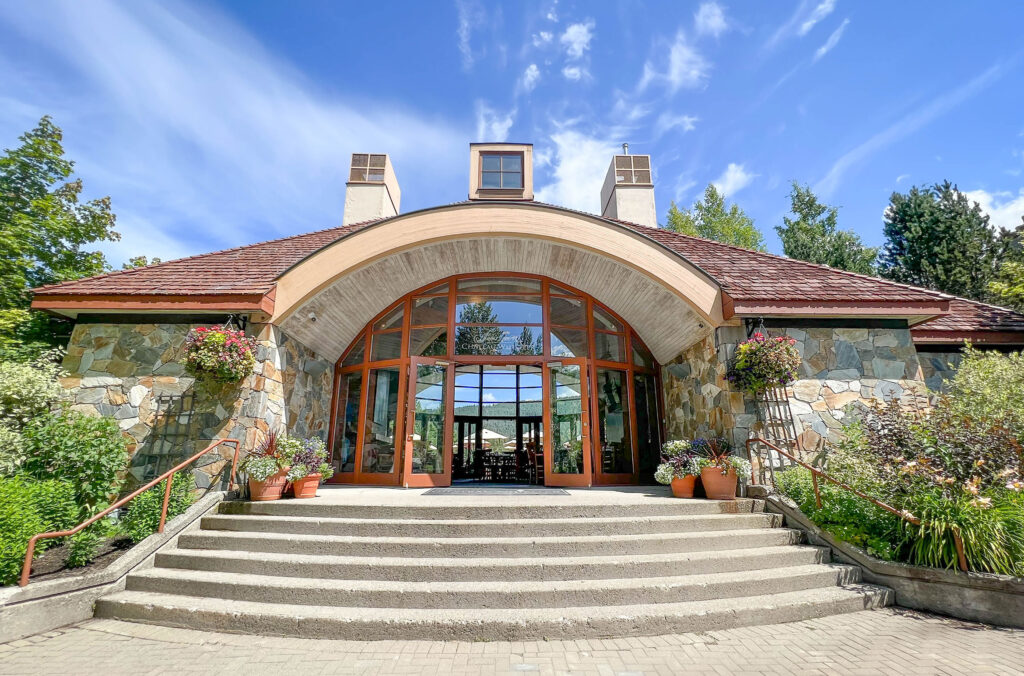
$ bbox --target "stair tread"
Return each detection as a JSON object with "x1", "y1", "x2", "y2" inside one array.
[
  {"x1": 99, "y1": 584, "x2": 891, "y2": 622},
  {"x1": 158, "y1": 543, "x2": 828, "y2": 568},
  {"x1": 203, "y1": 513, "x2": 773, "y2": 527},
  {"x1": 134, "y1": 563, "x2": 853, "y2": 593}
]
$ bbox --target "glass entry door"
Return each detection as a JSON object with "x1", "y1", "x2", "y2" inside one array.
[
  {"x1": 544, "y1": 359, "x2": 591, "y2": 487},
  {"x1": 403, "y1": 357, "x2": 453, "y2": 487}
]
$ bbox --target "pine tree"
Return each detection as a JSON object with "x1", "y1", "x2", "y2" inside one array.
[
  {"x1": 775, "y1": 182, "x2": 877, "y2": 274},
  {"x1": 665, "y1": 184, "x2": 766, "y2": 251}
]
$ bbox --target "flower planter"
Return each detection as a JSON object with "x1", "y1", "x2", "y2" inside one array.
[
  {"x1": 248, "y1": 467, "x2": 289, "y2": 501},
  {"x1": 670, "y1": 475, "x2": 697, "y2": 498},
  {"x1": 701, "y1": 466, "x2": 738, "y2": 500},
  {"x1": 291, "y1": 474, "x2": 321, "y2": 499}
]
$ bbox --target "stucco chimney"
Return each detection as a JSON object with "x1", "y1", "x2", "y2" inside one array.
[
  {"x1": 600, "y1": 153, "x2": 656, "y2": 227},
  {"x1": 343, "y1": 153, "x2": 401, "y2": 225}
]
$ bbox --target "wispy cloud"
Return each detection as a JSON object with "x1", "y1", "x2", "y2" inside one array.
[
  {"x1": 694, "y1": 2, "x2": 728, "y2": 38},
  {"x1": 800, "y1": 0, "x2": 837, "y2": 36},
  {"x1": 765, "y1": 0, "x2": 838, "y2": 50},
  {"x1": 518, "y1": 64, "x2": 541, "y2": 93},
  {"x1": 965, "y1": 188, "x2": 1024, "y2": 231},
  {"x1": 896, "y1": 173, "x2": 911, "y2": 184},
  {"x1": 814, "y1": 18, "x2": 849, "y2": 61},
  {"x1": 531, "y1": 31, "x2": 553, "y2": 48},
  {"x1": 815, "y1": 62, "x2": 1008, "y2": 197},
  {"x1": 561, "y1": 65, "x2": 584, "y2": 81},
  {"x1": 638, "y1": 30, "x2": 709, "y2": 93},
  {"x1": 655, "y1": 112, "x2": 698, "y2": 138},
  {"x1": 713, "y1": 163, "x2": 757, "y2": 196},
  {"x1": 534, "y1": 130, "x2": 618, "y2": 213},
  {"x1": 475, "y1": 101, "x2": 516, "y2": 142},
  {"x1": 455, "y1": 0, "x2": 485, "y2": 70},
  {"x1": 0, "y1": 1, "x2": 465, "y2": 264},
  {"x1": 560, "y1": 20, "x2": 594, "y2": 60}
]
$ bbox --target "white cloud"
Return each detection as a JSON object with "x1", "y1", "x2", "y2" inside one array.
[
  {"x1": 534, "y1": 130, "x2": 618, "y2": 213},
  {"x1": 694, "y1": 2, "x2": 728, "y2": 38},
  {"x1": 713, "y1": 163, "x2": 756, "y2": 196},
  {"x1": 815, "y1": 62, "x2": 1007, "y2": 197},
  {"x1": 896, "y1": 173, "x2": 910, "y2": 184},
  {"x1": 965, "y1": 188, "x2": 1024, "y2": 231},
  {"x1": 532, "y1": 31, "x2": 553, "y2": 48},
  {"x1": 638, "y1": 30, "x2": 709, "y2": 93},
  {"x1": 561, "y1": 65, "x2": 584, "y2": 81},
  {"x1": 455, "y1": 0, "x2": 484, "y2": 70},
  {"x1": 0, "y1": 1, "x2": 465, "y2": 265},
  {"x1": 475, "y1": 101, "x2": 515, "y2": 142},
  {"x1": 519, "y1": 64, "x2": 541, "y2": 93},
  {"x1": 560, "y1": 20, "x2": 594, "y2": 60},
  {"x1": 799, "y1": 0, "x2": 837, "y2": 36},
  {"x1": 813, "y1": 18, "x2": 849, "y2": 61},
  {"x1": 655, "y1": 112, "x2": 698, "y2": 137}
]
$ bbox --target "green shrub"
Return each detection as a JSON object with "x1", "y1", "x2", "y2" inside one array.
[
  {"x1": 944, "y1": 345, "x2": 1024, "y2": 442},
  {"x1": 899, "y1": 488, "x2": 1024, "y2": 576},
  {"x1": 65, "y1": 526, "x2": 103, "y2": 569},
  {"x1": 21, "y1": 409, "x2": 129, "y2": 516},
  {"x1": 0, "y1": 424, "x2": 25, "y2": 476},
  {"x1": 0, "y1": 477, "x2": 78, "y2": 585},
  {"x1": 0, "y1": 357, "x2": 63, "y2": 429},
  {"x1": 120, "y1": 470, "x2": 196, "y2": 544}
]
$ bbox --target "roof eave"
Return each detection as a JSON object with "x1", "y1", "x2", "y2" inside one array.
[
  {"x1": 31, "y1": 289, "x2": 275, "y2": 318},
  {"x1": 726, "y1": 298, "x2": 949, "y2": 324}
]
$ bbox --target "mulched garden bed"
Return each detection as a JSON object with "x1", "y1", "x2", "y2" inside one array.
[{"x1": 27, "y1": 536, "x2": 134, "y2": 583}]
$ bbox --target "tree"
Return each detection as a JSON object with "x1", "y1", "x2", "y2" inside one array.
[
  {"x1": 122, "y1": 255, "x2": 161, "y2": 270},
  {"x1": 454, "y1": 302, "x2": 504, "y2": 355},
  {"x1": 879, "y1": 181, "x2": 1011, "y2": 300},
  {"x1": 775, "y1": 182, "x2": 878, "y2": 274},
  {"x1": 0, "y1": 116, "x2": 119, "y2": 357},
  {"x1": 989, "y1": 223, "x2": 1024, "y2": 311},
  {"x1": 665, "y1": 184, "x2": 766, "y2": 251}
]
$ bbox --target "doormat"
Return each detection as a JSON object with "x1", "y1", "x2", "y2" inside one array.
[{"x1": 423, "y1": 487, "x2": 569, "y2": 496}]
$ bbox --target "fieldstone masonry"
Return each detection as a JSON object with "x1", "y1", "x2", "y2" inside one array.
[
  {"x1": 663, "y1": 324, "x2": 930, "y2": 458},
  {"x1": 60, "y1": 322, "x2": 332, "y2": 487},
  {"x1": 917, "y1": 350, "x2": 963, "y2": 392}
]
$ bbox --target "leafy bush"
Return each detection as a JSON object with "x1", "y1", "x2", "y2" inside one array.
[
  {"x1": 120, "y1": 470, "x2": 196, "y2": 544},
  {"x1": 943, "y1": 345, "x2": 1024, "y2": 442},
  {"x1": 21, "y1": 409, "x2": 129, "y2": 516},
  {"x1": 0, "y1": 356, "x2": 63, "y2": 429},
  {"x1": 0, "y1": 424, "x2": 25, "y2": 476},
  {"x1": 65, "y1": 526, "x2": 103, "y2": 569},
  {"x1": 0, "y1": 477, "x2": 78, "y2": 585}
]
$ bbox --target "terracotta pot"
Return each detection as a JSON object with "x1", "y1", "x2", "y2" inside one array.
[
  {"x1": 700, "y1": 466, "x2": 738, "y2": 500},
  {"x1": 670, "y1": 475, "x2": 697, "y2": 498},
  {"x1": 291, "y1": 474, "x2": 322, "y2": 499},
  {"x1": 248, "y1": 467, "x2": 288, "y2": 501}
]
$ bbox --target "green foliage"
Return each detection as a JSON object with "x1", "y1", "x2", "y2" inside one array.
[
  {"x1": 21, "y1": 409, "x2": 129, "y2": 516},
  {"x1": 120, "y1": 470, "x2": 195, "y2": 544},
  {"x1": 0, "y1": 424, "x2": 25, "y2": 476},
  {"x1": 121, "y1": 255, "x2": 161, "y2": 269},
  {"x1": 64, "y1": 525, "x2": 103, "y2": 569},
  {"x1": 0, "y1": 477, "x2": 78, "y2": 585},
  {"x1": 0, "y1": 116, "x2": 119, "y2": 354},
  {"x1": 0, "y1": 355, "x2": 63, "y2": 428},
  {"x1": 665, "y1": 185, "x2": 766, "y2": 251},
  {"x1": 727, "y1": 333, "x2": 802, "y2": 394},
  {"x1": 242, "y1": 454, "x2": 280, "y2": 482},
  {"x1": 879, "y1": 181, "x2": 1013, "y2": 301},
  {"x1": 989, "y1": 260, "x2": 1024, "y2": 312},
  {"x1": 454, "y1": 301, "x2": 504, "y2": 355},
  {"x1": 775, "y1": 182, "x2": 878, "y2": 274},
  {"x1": 943, "y1": 345, "x2": 1024, "y2": 443}
]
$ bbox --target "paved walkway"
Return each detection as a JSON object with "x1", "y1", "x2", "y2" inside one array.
[{"x1": 1, "y1": 609, "x2": 1022, "y2": 675}]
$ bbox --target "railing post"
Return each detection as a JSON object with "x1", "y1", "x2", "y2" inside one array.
[
  {"x1": 811, "y1": 471, "x2": 823, "y2": 510},
  {"x1": 158, "y1": 474, "x2": 174, "y2": 533},
  {"x1": 953, "y1": 528, "x2": 969, "y2": 573}
]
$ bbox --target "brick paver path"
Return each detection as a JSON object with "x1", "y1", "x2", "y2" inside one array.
[{"x1": 1, "y1": 609, "x2": 1022, "y2": 675}]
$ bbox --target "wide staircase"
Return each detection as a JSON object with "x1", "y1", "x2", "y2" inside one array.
[{"x1": 96, "y1": 495, "x2": 893, "y2": 640}]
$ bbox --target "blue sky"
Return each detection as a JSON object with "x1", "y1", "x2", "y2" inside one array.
[{"x1": 1, "y1": 1, "x2": 1023, "y2": 267}]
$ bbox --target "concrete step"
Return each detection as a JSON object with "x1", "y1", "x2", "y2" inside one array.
[
  {"x1": 199, "y1": 512, "x2": 783, "y2": 538},
  {"x1": 155, "y1": 544, "x2": 831, "y2": 582},
  {"x1": 127, "y1": 564, "x2": 860, "y2": 609},
  {"x1": 177, "y1": 527, "x2": 805, "y2": 559},
  {"x1": 217, "y1": 498, "x2": 759, "y2": 521},
  {"x1": 95, "y1": 584, "x2": 893, "y2": 641}
]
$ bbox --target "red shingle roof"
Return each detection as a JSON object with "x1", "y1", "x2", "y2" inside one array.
[
  {"x1": 911, "y1": 298, "x2": 1024, "y2": 342},
  {"x1": 32, "y1": 201, "x2": 1023, "y2": 338}
]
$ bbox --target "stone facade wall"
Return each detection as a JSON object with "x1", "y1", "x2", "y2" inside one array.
[
  {"x1": 918, "y1": 350, "x2": 963, "y2": 392},
  {"x1": 60, "y1": 322, "x2": 332, "y2": 488},
  {"x1": 661, "y1": 325, "x2": 930, "y2": 457}
]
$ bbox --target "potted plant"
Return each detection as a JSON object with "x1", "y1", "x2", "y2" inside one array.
[
  {"x1": 726, "y1": 332, "x2": 801, "y2": 395},
  {"x1": 240, "y1": 431, "x2": 288, "y2": 501},
  {"x1": 284, "y1": 437, "x2": 334, "y2": 499},
  {"x1": 698, "y1": 438, "x2": 753, "y2": 501},
  {"x1": 654, "y1": 440, "x2": 707, "y2": 498},
  {"x1": 182, "y1": 325, "x2": 258, "y2": 384}
]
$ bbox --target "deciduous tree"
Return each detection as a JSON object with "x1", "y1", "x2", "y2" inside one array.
[
  {"x1": 665, "y1": 184, "x2": 766, "y2": 251},
  {"x1": 775, "y1": 182, "x2": 877, "y2": 274}
]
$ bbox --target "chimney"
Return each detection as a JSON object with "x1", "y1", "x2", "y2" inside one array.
[
  {"x1": 600, "y1": 152, "x2": 656, "y2": 227},
  {"x1": 343, "y1": 153, "x2": 401, "y2": 225}
]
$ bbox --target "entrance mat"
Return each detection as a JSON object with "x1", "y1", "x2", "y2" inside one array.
[{"x1": 424, "y1": 487, "x2": 569, "y2": 496}]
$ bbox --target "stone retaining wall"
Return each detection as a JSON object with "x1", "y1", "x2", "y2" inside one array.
[{"x1": 60, "y1": 322, "x2": 331, "y2": 487}]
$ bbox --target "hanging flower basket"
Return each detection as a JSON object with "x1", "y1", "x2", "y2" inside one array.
[
  {"x1": 726, "y1": 332, "x2": 801, "y2": 395},
  {"x1": 182, "y1": 326, "x2": 258, "y2": 383}
]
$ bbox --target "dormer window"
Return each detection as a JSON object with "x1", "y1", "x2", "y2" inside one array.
[
  {"x1": 469, "y1": 143, "x2": 533, "y2": 201},
  {"x1": 481, "y1": 153, "x2": 523, "y2": 189}
]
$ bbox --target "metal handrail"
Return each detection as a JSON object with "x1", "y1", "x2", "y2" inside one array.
[
  {"x1": 746, "y1": 436, "x2": 969, "y2": 573},
  {"x1": 19, "y1": 438, "x2": 242, "y2": 587}
]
